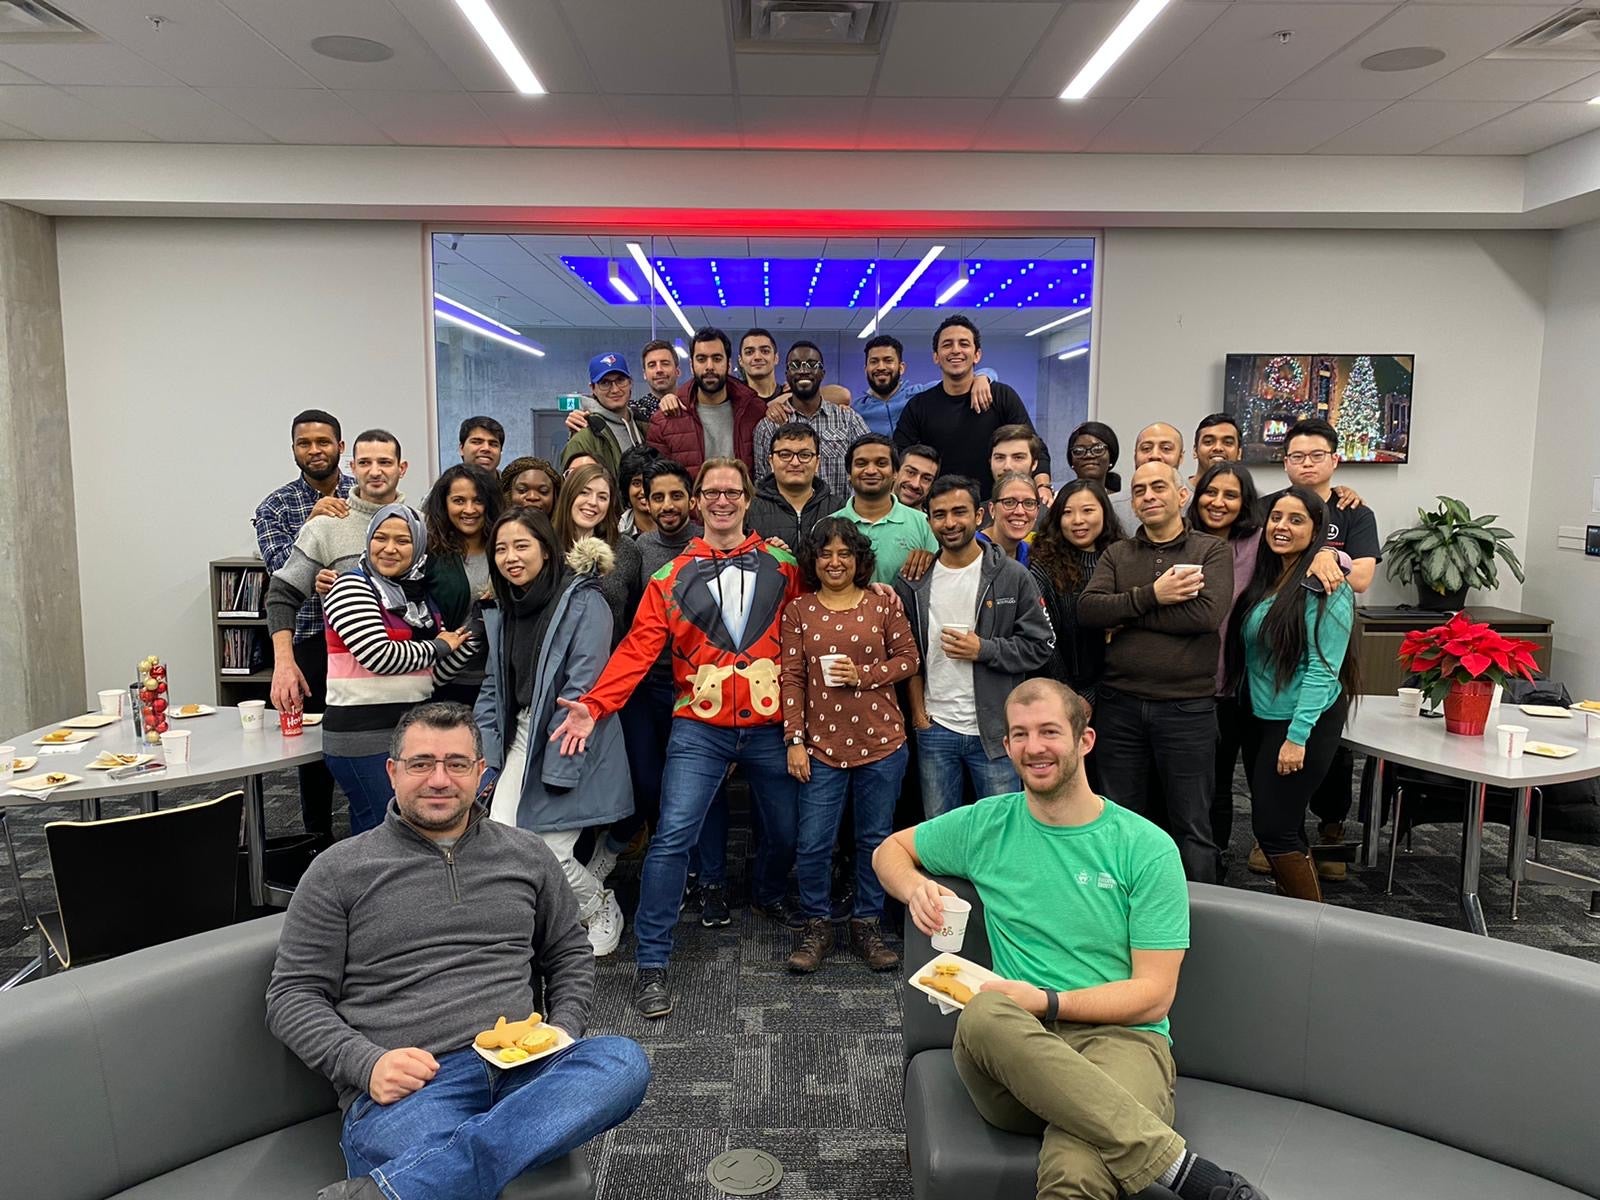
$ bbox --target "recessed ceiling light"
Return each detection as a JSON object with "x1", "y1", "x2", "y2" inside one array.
[
  {"x1": 1360, "y1": 46, "x2": 1447, "y2": 73},
  {"x1": 311, "y1": 35, "x2": 394, "y2": 63},
  {"x1": 1061, "y1": 0, "x2": 1173, "y2": 100},
  {"x1": 452, "y1": 0, "x2": 544, "y2": 95}
]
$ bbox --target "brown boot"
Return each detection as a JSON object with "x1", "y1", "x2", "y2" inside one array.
[
  {"x1": 1315, "y1": 821, "x2": 1347, "y2": 881},
  {"x1": 786, "y1": 918, "x2": 834, "y2": 974},
  {"x1": 1246, "y1": 842, "x2": 1271, "y2": 875},
  {"x1": 1268, "y1": 850, "x2": 1324, "y2": 902},
  {"x1": 849, "y1": 918, "x2": 900, "y2": 972}
]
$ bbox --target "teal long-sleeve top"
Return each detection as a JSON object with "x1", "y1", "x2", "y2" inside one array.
[{"x1": 1241, "y1": 585, "x2": 1354, "y2": 745}]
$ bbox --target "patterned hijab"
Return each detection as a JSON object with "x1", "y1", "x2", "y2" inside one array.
[{"x1": 359, "y1": 503, "x2": 433, "y2": 629}]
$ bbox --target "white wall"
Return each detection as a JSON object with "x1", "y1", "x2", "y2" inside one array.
[
  {"x1": 1523, "y1": 219, "x2": 1600, "y2": 699},
  {"x1": 57, "y1": 219, "x2": 431, "y2": 704},
  {"x1": 1095, "y1": 228, "x2": 1551, "y2": 607}
]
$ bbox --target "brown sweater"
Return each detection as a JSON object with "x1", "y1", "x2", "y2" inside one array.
[
  {"x1": 779, "y1": 591, "x2": 919, "y2": 767},
  {"x1": 1076, "y1": 522, "x2": 1232, "y2": 700}
]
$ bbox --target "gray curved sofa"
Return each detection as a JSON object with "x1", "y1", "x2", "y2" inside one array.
[
  {"x1": 903, "y1": 881, "x2": 1600, "y2": 1200},
  {"x1": 0, "y1": 914, "x2": 592, "y2": 1200}
]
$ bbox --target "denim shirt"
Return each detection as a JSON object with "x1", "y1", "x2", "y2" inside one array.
[{"x1": 852, "y1": 368, "x2": 998, "y2": 439}]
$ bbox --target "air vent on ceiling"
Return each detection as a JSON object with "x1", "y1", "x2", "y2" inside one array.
[
  {"x1": 0, "y1": 0, "x2": 95, "y2": 41},
  {"x1": 1489, "y1": 8, "x2": 1600, "y2": 60},
  {"x1": 732, "y1": 0, "x2": 890, "y2": 55}
]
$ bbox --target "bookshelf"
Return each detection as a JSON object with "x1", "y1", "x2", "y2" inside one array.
[{"x1": 210, "y1": 556, "x2": 272, "y2": 706}]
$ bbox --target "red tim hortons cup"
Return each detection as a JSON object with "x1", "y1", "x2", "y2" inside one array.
[{"x1": 279, "y1": 708, "x2": 305, "y2": 737}]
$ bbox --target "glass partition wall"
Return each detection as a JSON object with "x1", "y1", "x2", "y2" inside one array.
[{"x1": 430, "y1": 232, "x2": 1096, "y2": 473}]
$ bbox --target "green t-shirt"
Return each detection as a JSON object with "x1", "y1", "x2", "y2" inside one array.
[
  {"x1": 914, "y1": 793, "x2": 1189, "y2": 1041},
  {"x1": 831, "y1": 496, "x2": 938, "y2": 584}
]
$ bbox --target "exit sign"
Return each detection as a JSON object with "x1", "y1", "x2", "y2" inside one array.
[{"x1": 557, "y1": 394, "x2": 584, "y2": 412}]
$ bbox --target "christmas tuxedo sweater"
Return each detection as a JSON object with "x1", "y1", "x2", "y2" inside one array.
[{"x1": 579, "y1": 531, "x2": 804, "y2": 727}]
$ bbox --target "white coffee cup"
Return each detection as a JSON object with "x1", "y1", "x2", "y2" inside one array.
[
  {"x1": 931, "y1": 895, "x2": 973, "y2": 952},
  {"x1": 941, "y1": 622, "x2": 971, "y2": 640},
  {"x1": 1173, "y1": 563, "x2": 1203, "y2": 574},
  {"x1": 238, "y1": 699, "x2": 267, "y2": 732},
  {"x1": 0, "y1": 745, "x2": 14, "y2": 770},
  {"x1": 1586, "y1": 712, "x2": 1600, "y2": 741},
  {"x1": 1495, "y1": 724, "x2": 1528, "y2": 758},
  {"x1": 819, "y1": 654, "x2": 850, "y2": 687},
  {"x1": 97, "y1": 688, "x2": 125, "y2": 716},
  {"x1": 1397, "y1": 687, "x2": 1423, "y2": 717},
  {"x1": 159, "y1": 730, "x2": 192, "y2": 765}
]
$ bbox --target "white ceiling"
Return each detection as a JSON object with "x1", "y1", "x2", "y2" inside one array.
[{"x1": 0, "y1": 0, "x2": 1597, "y2": 157}]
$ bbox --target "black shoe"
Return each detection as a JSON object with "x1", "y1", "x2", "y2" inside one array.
[
  {"x1": 317, "y1": 1178, "x2": 383, "y2": 1200},
  {"x1": 699, "y1": 884, "x2": 731, "y2": 927},
  {"x1": 632, "y1": 967, "x2": 672, "y2": 1018},
  {"x1": 755, "y1": 898, "x2": 806, "y2": 930},
  {"x1": 1204, "y1": 1172, "x2": 1269, "y2": 1200}
]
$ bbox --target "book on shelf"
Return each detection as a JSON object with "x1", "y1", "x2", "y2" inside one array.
[
  {"x1": 216, "y1": 566, "x2": 267, "y2": 618},
  {"x1": 219, "y1": 626, "x2": 266, "y2": 675}
]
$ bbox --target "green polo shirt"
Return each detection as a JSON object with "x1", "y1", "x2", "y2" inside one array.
[{"x1": 831, "y1": 496, "x2": 938, "y2": 584}]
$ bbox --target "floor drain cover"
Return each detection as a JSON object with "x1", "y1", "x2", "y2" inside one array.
[{"x1": 707, "y1": 1148, "x2": 784, "y2": 1195}]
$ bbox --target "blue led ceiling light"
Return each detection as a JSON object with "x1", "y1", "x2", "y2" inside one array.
[{"x1": 559, "y1": 255, "x2": 1093, "y2": 310}]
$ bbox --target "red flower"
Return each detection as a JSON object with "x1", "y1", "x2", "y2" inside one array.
[{"x1": 1396, "y1": 609, "x2": 1538, "y2": 690}]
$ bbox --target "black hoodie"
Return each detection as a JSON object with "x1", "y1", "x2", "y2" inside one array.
[{"x1": 745, "y1": 473, "x2": 834, "y2": 552}]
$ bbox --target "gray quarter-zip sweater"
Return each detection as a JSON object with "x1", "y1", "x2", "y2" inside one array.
[{"x1": 266, "y1": 801, "x2": 595, "y2": 1110}]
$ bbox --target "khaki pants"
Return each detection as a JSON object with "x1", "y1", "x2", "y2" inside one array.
[{"x1": 952, "y1": 990, "x2": 1184, "y2": 1199}]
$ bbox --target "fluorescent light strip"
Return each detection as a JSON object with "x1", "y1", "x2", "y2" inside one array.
[
  {"x1": 1057, "y1": 345, "x2": 1090, "y2": 362},
  {"x1": 1590, "y1": 94, "x2": 1600, "y2": 105},
  {"x1": 935, "y1": 275, "x2": 969, "y2": 306},
  {"x1": 627, "y1": 242, "x2": 696, "y2": 338},
  {"x1": 607, "y1": 262, "x2": 639, "y2": 303},
  {"x1": 452, "y1": 0, "x2": 544, "y2": 95},
  {"x1": 1025, "y1": 307, "x2": 1092, "y2": 337},
  {"x1": 858, "y1": 244, "x2": 946, "y2": 339},
  {"x1": 1060, "y1": 0, "x2": 1172, "y2": 100},
  {"x1": 673, "y1": 343, "x2": 688, "y2": 360},
  {"x1": 436, "y1": 309, "x2": 546, "y2": 357},
  {"x1": 434, "y1": 292, "x2": 520, "y2": 337}
]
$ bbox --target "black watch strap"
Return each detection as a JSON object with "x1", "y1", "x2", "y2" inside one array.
[{"x1": 1042, "y1": 989, "x2": 1060, "y2": 1023}]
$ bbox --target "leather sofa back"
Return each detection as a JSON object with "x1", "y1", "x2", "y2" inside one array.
[{"x1": 0, "y1": 914, "x2": 336, "y2": 1199}]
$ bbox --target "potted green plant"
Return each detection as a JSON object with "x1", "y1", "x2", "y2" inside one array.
[
  {"x1": 1381, "y1": 495, "x2": 1524, "y2": 612},
  {"x1": 1397, "y1": 612, "x2": 1540, "y2": 735}
]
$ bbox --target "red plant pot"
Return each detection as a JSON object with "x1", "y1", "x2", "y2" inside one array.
[{"x1": 1443, "y1": 679, "x2": 1495, "y2": 736}]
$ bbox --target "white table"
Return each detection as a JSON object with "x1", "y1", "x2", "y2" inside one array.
[
  {"x1": 2, "y1": 706, "x2": 322, "y2": 910},
  {"x1": 1343, "y1": 698, "x2": 1600, "y2": 935}
]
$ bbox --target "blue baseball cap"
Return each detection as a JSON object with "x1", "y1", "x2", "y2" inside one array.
[{"x1": 588, "y1": 352, "x2": 631, "y2": 386}]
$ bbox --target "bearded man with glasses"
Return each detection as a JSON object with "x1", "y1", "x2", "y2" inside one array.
[{"x1": 752, "y1": 341, "x2": 870, "y2": 499}]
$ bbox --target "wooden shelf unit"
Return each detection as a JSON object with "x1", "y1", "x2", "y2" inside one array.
[{"x1": 210, "y1": 556, "x2": 272, "y2": 707}]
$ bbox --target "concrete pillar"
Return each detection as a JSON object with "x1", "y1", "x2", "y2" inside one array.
[{"x1": 0, "y1": 201, "x2": 85, "y2": 733}]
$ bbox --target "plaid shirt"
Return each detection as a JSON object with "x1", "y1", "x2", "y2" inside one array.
[
  {"x1": 752, "y1": 401, "x2": 871, "y2": 501},
  {"x1": 253, "y1": 473, "x2": 355, "y2": 643}
]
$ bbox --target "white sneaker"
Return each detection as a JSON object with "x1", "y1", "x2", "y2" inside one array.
[
  {"x1": 586, "y1": 889, "x2": 625, "y2": 957},
  {"x1": 586, "y1": 839, "x2": 621, "y2": 886}
]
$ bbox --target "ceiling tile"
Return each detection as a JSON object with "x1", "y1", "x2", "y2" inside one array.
[
  {"x1": 1143, "y1": 4, "x2": 1397, "y2": 100},
  {"x1": 1010, "y1": 1, "x2": 1229, "y2": 100},
  {"x1": 1538, "y1": 71, "x2": 1600, "y2": 103},
  {"x1": 471, "y1": 91, "x2": 626, "y2": 146},
  {"x1": 735, "y1": 53, "x2": 878, "y2": 97},
  {"x1": 607, "y1": 94, "x2": 740, "y2": 148},
  {"x1": 559, "y1": 0, "x2": 731, "y2": 95},
  {"x1": 876, "y1": 2, "x2": 1058, "y2": 98},
  {"x1": 975, "y1": 97, "x2": 1128, "y2": 151},
  {"x1": 62, "y1": 85, "x2": 273, "y2": 143},
  {"x1": 1280, "y1": 5, "x2": 1565, "y2": 100},
  {"x1": 388, "y1": 0, "x2": 595, "y2": 94},
  {"x1": 1199, "y1": 98, "x2": 1387, "y2": 152},
  {"x1": 0, "y1": 61, "x2": 39, "y2": 85},
  {"x1": 201, "y1": 87, "x2": 390, "y2": 144},
  {"x1": 0, "y1": 42, "x2": 179, "y2": 86},
  {"x1": 1410, "y1": 57, "x2": 1600, "y2": 102},
  {"x1": 0, "y1": 116, "x2": 35, "y2": 138},
  {"x1": 336, "y1": 90, "x2": 508, "y2": 146},
  {"x1": 1427, "y1": 101, "x2": 1600, "y2": 154},
  {"x1": 1087, "y1": 96, "x2": 1259, "y2": 152},
  {"x1": 50, "y1": 0, "x2": 316, "y2": 88},
  {"x1": 739, "y1": 96, "x2": 866, "y2": 149},
  {"x1": 1312, "y1": 99, "x2": 1519, "y2": 153},
  {"x1": 219, "y1": 0, "x2": 462, "y2": 91},
  {"x1": 0, "y1": 84, "x2": 157, "y2": 139},
  {"x1": 859, "y1": 97, "x2": 995, "y2": 150}
]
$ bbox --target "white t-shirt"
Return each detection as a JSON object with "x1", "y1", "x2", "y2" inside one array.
[{"x1": 925, "y1": 555, "x2": 983, "y2": 736}]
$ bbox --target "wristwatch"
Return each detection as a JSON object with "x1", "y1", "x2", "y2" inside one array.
[{"x1": 789, "y1": 733, "x2": 805, "y2": 747}]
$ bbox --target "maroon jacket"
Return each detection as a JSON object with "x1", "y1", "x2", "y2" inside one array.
[{"x1": 647, "y1": 377, "x2": 766, "y2": 477}]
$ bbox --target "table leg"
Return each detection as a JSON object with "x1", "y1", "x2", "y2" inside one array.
[
  {"x1": 244, "y1": 774, "x2": 267, "y2": 909},
  {"x1": 78, "y1": 798, "x2": 101, "y2": 822},
  {"x1": 1, "y1": 809, "x2": 32, "y2": 931},
  {"x1": 1460, "y1": 780, "x2": 1488, "y2": 936},
  {"x1": 1360, "y1": 755, "x2": 1386, "y2": 869},
  {"x1": 137, "y1": 791, "x2": 158, "y2": 814},
  {"x1": 1506, "y1": 786, "x2": 1534, "y2": 922}
]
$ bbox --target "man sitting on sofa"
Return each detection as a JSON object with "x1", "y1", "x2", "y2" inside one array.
[
  {"x1": 872, "y1": 679, "x2": 1267, "y2": 1200},
  {"x1": 266, "y1": 701, "x2": 650, "y2": 1200}
]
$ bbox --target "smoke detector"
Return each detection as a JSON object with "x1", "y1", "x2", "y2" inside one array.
[
  {"x1": 1490, "y1": 9, "x2": 1600, "y2": 60},
  {"x1": 0, "y1": 0, "x2": 96, "y2": 41},
  {"x1": 733, "y1": 1, "x2": 891, "y2": 54}
]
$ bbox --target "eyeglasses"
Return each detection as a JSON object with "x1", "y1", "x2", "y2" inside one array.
[
  {"x1": 995, "y1": 497, "x2": 1041, "y2": 513},
  {"x1": 697, "y1": 488, "x2": 747, "y2": 501},
  {"x1": 1070, "y1": 443, "x2": 1108, "y2": 460},
  {"x1": 398, "y1": 755, "x2": 478, "y2": 777},
  {"x1": 771, "y1": 449, "x2": 817, "y2": 464},
  {"x1": 1284, "y1": 450, "x2": 1332, "y2": 465},
  {"x1": 595, "y1": 377, "x2": 630, "y2": 391},
  {"x1": 787, "y1": 359, "x2": 823, "y2": 372}
]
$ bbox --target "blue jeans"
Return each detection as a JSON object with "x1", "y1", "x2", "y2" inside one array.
[
  {"x1": 340, "y1": 1038, "x2": 649, "y2": 1200},
  {"x1": 917, "y1": 722, "x2": 1020, "y2": 819},
  {"x1": 635, "y1": 720, "x2": 798, "y2": 968},
  {"x1": 326, "y1": 751, "x2": 392, "y2": 835},
  {"x1": 797, "y1": 745, "x2": 907, "y2": 921}
]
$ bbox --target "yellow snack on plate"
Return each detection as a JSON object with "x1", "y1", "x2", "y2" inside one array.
[
  {"x1": 919, "y1": 974, "x2": 975, "y2": 1005},
  {"x1": 496, "y1": 1047, "x2": 530, "y2": 1064},
  {"x1": 932, "y1": 962, "x2": 961, "y2": 976},
  {"x1": 41, "y1": 730, "x2": 73, "y2": 743},
  {"x1": 474, "y1": 1012, "x2": 544, "y2": 1050},
  {"x1": 517, "y1": 1026, "x2": 559, "y2": 1055}
]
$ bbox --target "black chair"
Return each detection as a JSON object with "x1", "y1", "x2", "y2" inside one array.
[{"x1": 38, "y1": 790, "x2": 242, "y2": 972}]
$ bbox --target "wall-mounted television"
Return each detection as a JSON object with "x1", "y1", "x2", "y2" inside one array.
[{"x1": 1221, "y1": 354, "x2": 1414, "y2": 465}]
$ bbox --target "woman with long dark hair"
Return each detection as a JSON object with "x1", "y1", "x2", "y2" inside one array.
[
  {"x1": 1187, "y1": 462, "x2": 1262, "y2": 875},
  {"x1": 1028, "y1": 479, "x2": 1123, "y2": 703},
  {"x1": 499, "y1": 456, "x2": 561, "y2": 515},
  {"x1": 1066, "y1": 420, "x2": 1122, "y2": 494},
  {"x1": 422, "y1": 464, "x2": 504, "y2": 627},
  {"x1": 1225, "y1": 486, "x2": 1357, "y2": 902},
  {"x1": 553, "y1": 461, "x2": 643, "y2": 644}
]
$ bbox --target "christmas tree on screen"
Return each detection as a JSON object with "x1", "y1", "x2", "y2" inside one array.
[{"x1": 1334, "y1": 355, "x2": 1381, "y2": 460}]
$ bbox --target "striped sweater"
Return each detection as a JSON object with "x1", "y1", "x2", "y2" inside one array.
[{"x1": 322, "y1": 572, "x2": 479, "y2": 756}]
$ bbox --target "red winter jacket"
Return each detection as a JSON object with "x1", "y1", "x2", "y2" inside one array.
[{"x1": 646, "y1": 377, "x2": 767, "y2": 476}]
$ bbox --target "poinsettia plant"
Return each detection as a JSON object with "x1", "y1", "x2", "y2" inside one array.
[{"x1": 1397, "y1": 611, "x2": 1540, "y2": 708}]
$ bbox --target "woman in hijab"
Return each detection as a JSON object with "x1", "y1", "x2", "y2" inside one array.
[
  {"x1": 322, "y1": 503, "x2": 478, "y2": 834},
  {"x1": 475, "y1": 507, "x2": 634, "y2": 956}
]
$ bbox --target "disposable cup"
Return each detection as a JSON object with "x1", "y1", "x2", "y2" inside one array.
[
  {"x1": 941, "y1": 623, "x2": 971, "y2": 639},
  {"x1": 97, "y1": 689, "x2": 125, "y2": 716},
  {"x1": 279, "y1": 708, "x2": 304, "y2": 738},
  {"x1": 238, "y1": 699, "x2": 267, "y2": 732},
  {"x1": 1495, "y1": 724, "x2": 1528, "y2": 758},
  {"x1": 1173, "y1": 563, "x2": 1203, "y2": 574},
  {"x1": 931, "y1": 895, "x2": 972, "y2": 952},
  {"x1": 0, "y1": 746, "x2": 14, "y2": 770},
  {"x1": 159, "y1": 730, "x2": 191, "y2": 765},
  {"x1": 1397, "y1": 687, "x2": 1423, "y2": 717},
  {"x1": 819, "y1": 654, "x2": 849, "y2": 687},
  {"x1": 1588, "y1": 712, "x2": 1600, "y2": 742}
]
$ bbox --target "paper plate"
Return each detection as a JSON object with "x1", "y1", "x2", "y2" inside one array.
[
  {"x1": 1524, "y1": 743, "x2": 1579, "y2": 759},
  {"x1": 471, "y1": 1025, "x2": 572, "y2": 1070},
  {"x1": 907, "y1": 952, "x2": 1001, "y2": 1013}
]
